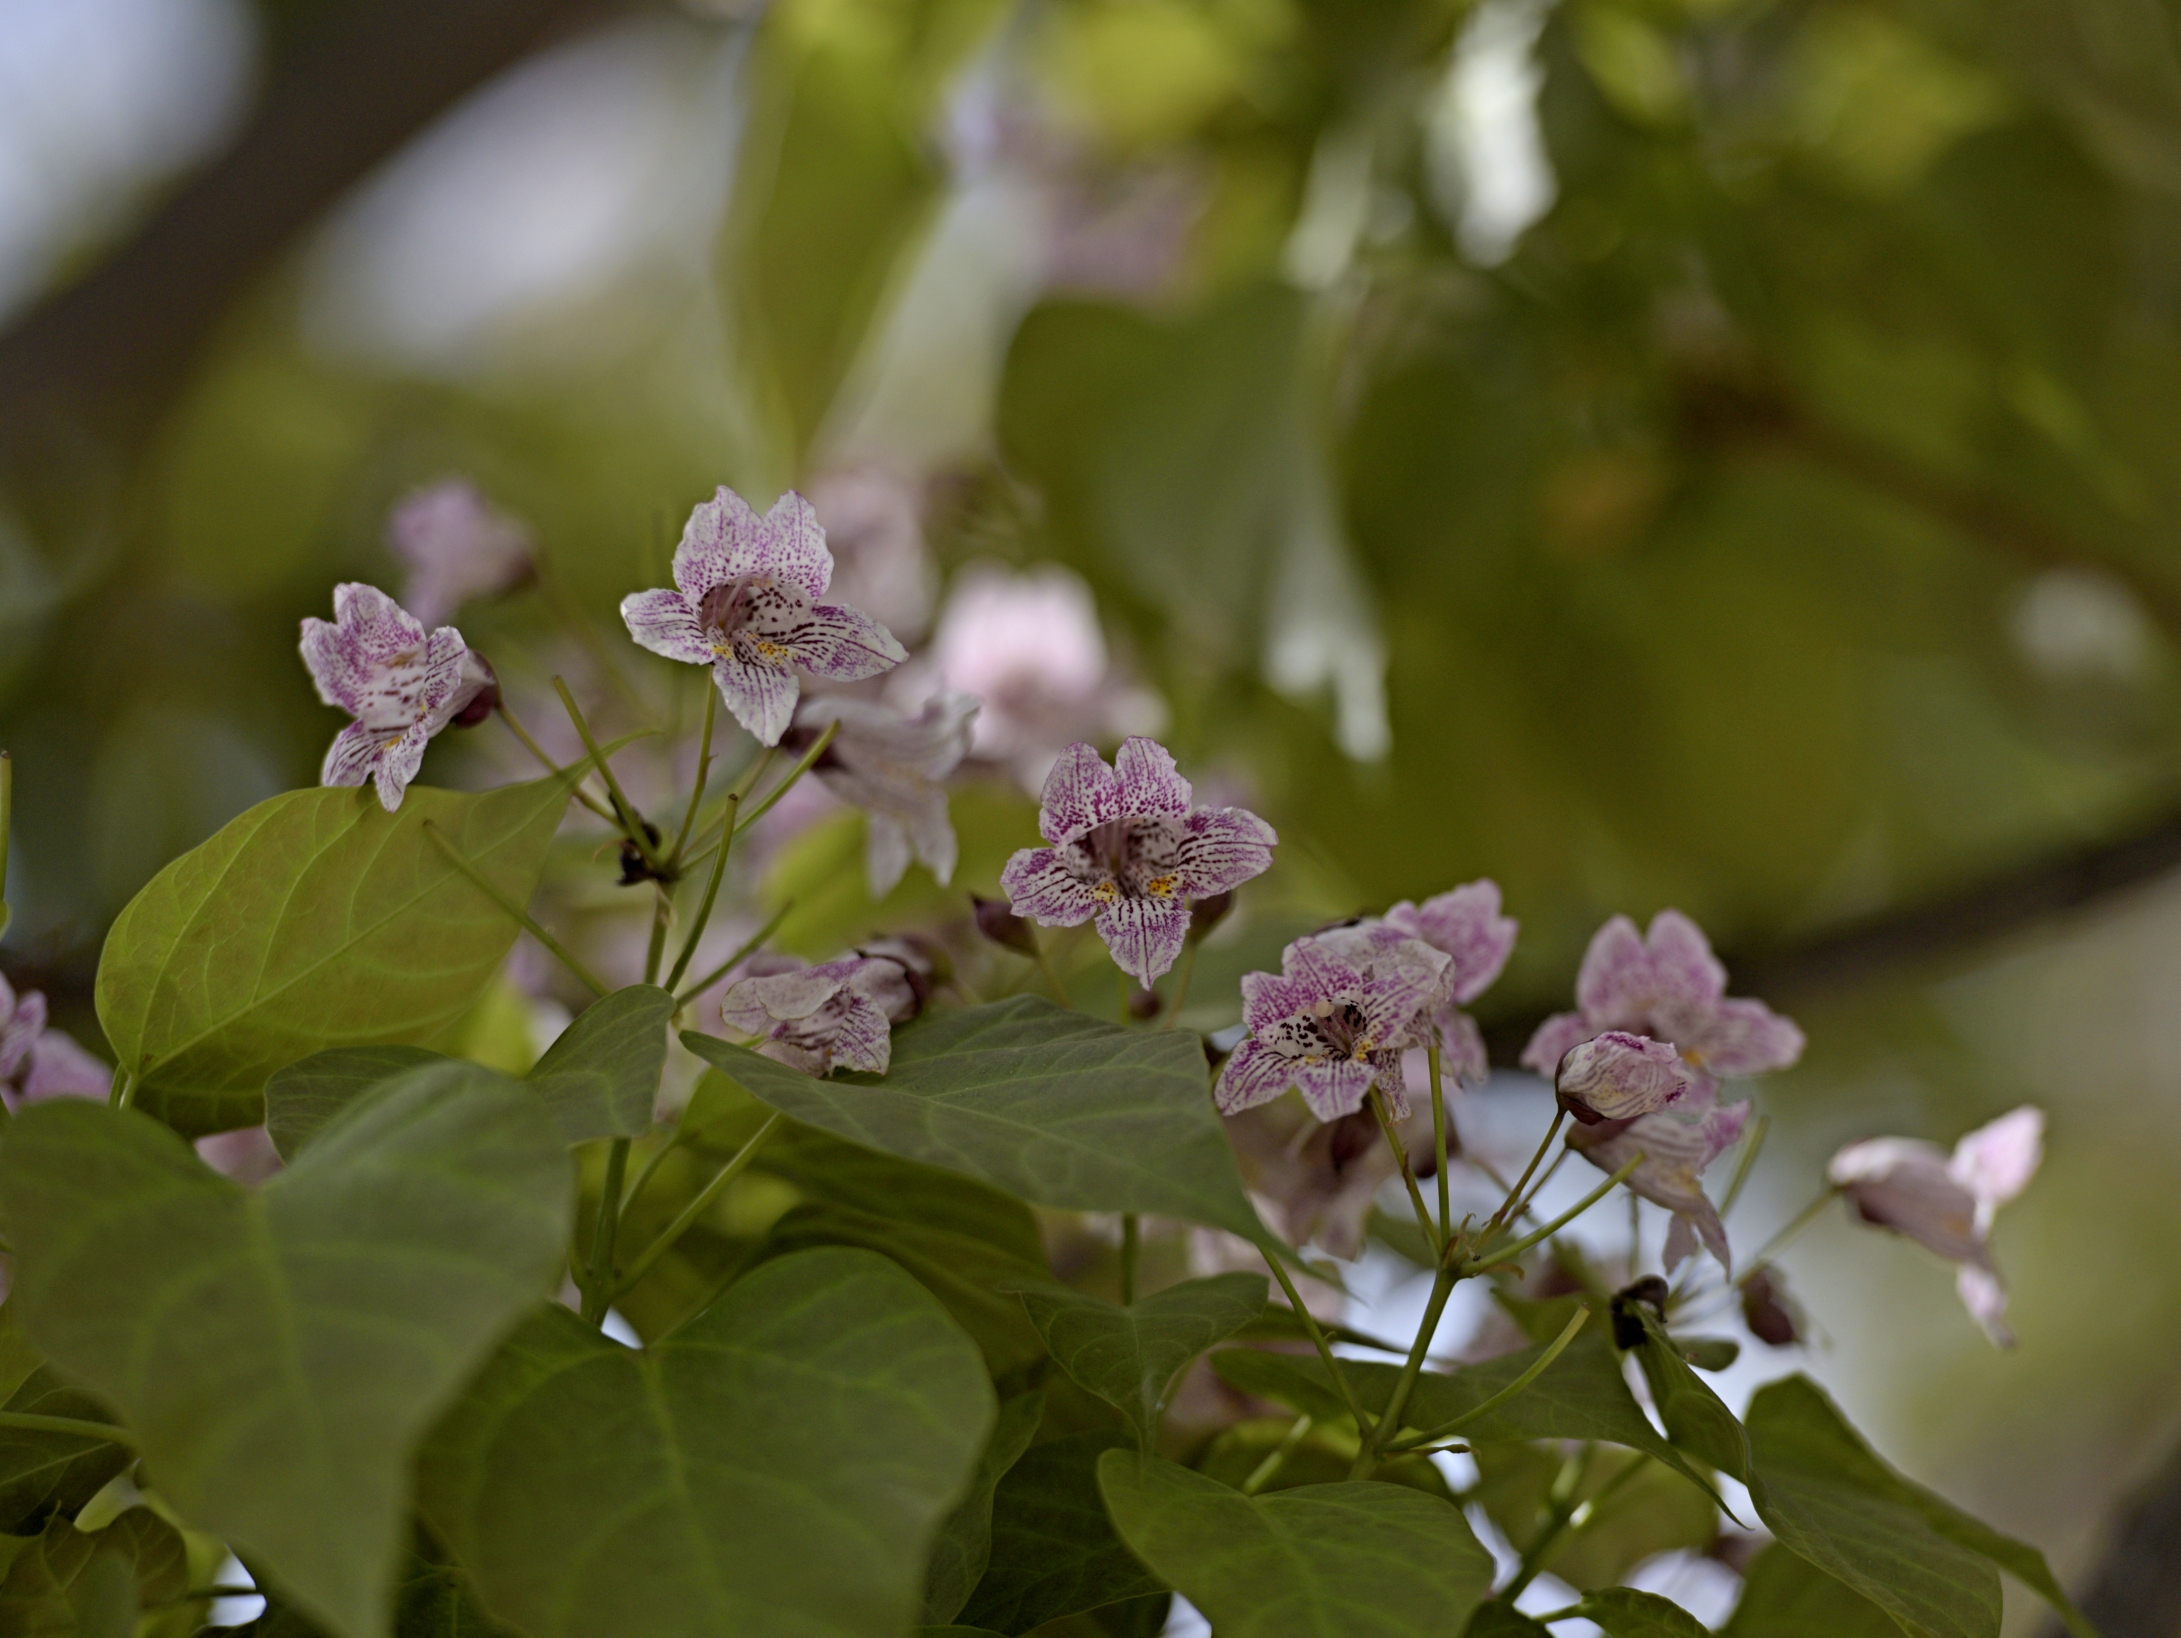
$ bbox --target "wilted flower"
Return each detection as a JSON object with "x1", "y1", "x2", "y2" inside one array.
[
  {"x1": 300, "y1": 584, "x2": 496, "y2": 812},
  {"x1": 1224, "y1": 1097, "x2": 1434, "y2": 1260},
  {"x1": 924, "y1": 564, "x2": 1163, "y2": 789},
  {"x1": 1001, "y1": 738, "x2": 1276, "y2": 986},
  {"x1": 386, "y1": 478, "x2": 534, "y2": 625},
  {"x1": 1216, "y1": 932, "x2": 1450, "y2": 1122},
  {"x1": 1555, "y1": 1031, "x2": 1695, "y2": 1125},
  {"x1": 620, "y1": 487, "x2": 908, "y2": 747},
  {"x1": 786, "y1": 693, "x2": 978, "y2": 896},
  {"x1": 719, "y1": 952, "x2": 924, "y2": 1076},
  {"x1": 1566, "y1": 1098, "x2": 1751, "y2": 1273},
  {"x1": 1827, "y1": 1106, "x2": 2044, "y2": 1345},
  {"x1": 1521, "y1": 910, "x2": 1803, "y2": 1093}
]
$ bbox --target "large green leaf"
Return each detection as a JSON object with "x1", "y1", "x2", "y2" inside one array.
[
  {"x1": 264, "y1": 1045, "x2": 444, "y2": 1160},
  {"x1": 1, "y1": 1071, "x2": 571, "y2": 1638},
  {"x1": 925, "y1": 1387, "x2": 1046, "y2": 1626},
  {"x1": 682, "y1": 996, "x2": 1267, "y2": 1241},
  {"x1": 0, "y1": 1316, "x2": 130, "y2": 1535},
  {"x1": 958, "y1": 1432, "x2": 1167, "y2": 1634},
  {"x1": 1575, "y1": 1588, "x2": 1714, "y2": 1638},
  {"x1": 0, "y1": 1510, "x2": 186, "y2": 1638},
  {"x1": 418, "y1": 1247, "x2": 995, "y2": 1638},
  {"x1": 1096, "y1": 1451, "x2": 1495, "y2": 1638},
  {"x1": 523, "y1": 984, "x2": 673, "y2": 1142},
  {"x1": 1722, "y1": 1544, "x2": 1903, "y2": 1638},
  {"x1": 1011, "y1": 1274, "x2": 1267, "y2": 1447},
  {"x1": 1745, "y1": 1377, "x2": 2002, "y2": 1638},
  {"x1": 96, "y1": 771, "x2": 578, "y2": 1135}
]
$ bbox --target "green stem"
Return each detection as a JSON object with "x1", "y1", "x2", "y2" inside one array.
[
  {"x1": 1493, "y1": 1109, "x2": 1566, "y2": 1231},
  {"x1": 581, "y1": 1138, "x2": 632, "y2": 1325},
  {"x1": 734, "y1": 721, "x2": 838, "y2": 832},
  {"x1": 1428, "y1": 1038, "x2": 1451, "y2": 1243},
  {"x1": 497, "y1": 702, "x2": 617, "y2": 822},
  {"x1": 552, "y1": 677, "x2": 663, "y2": 873},
  {"x1": 675, "y1": 898, "x2": 792, "y2": 1006},
  {"x1": 1733, "y1": 1186, "x2": 1840, "y2": 1288},
  {"x1": 1718, "y1": 1113, "x2": 1771, "y2": 1219},
  {"x1": 533, "y1": 554, "x2": 646, "y2": 716},
  {"x1": 664, "y1": 793, "x2": 740, "y2": 993},
  {"x1": 670, "y1": 687, "x2": 719, "y2": 863},
  {"x1": 1388, "y1": 1307, "x2": 1590, "y2": 1451},
  {"x1": 620, "y1": 1133, "x2": 680, "y2": 1219},
  {"x1": 1160, "y1": 939, "x2": 1199, "y2": 1028},
  {"x1": 107, "y1": 1065, "x2": 135, "y2": 1112},
  {"x1": 1371, "y1": 1089, "x2": 1440, "y2": 1255},
  {"x1": 1469, "y1": 1152, "x2": 1645, "y2": 1273},
  {"x1": 614, "y1": 1113, "x2": 784, "y2": 1298},
  {"x1": 642, "y1": 889, "x2": 670, "y2": 987},
  {"x1": 677, "y1": 747, "x2": 778, "y2": 865},
  {"x1": 1120, "y1": 1214, "x2": 1140, "y2": 1305},
  {"x1": 1261, "y1": 1249, "x2": 1376, "y2": 1441},
  {"x1": 1031, "y1": 927, "x2": 1071, "y2": 1008},
  {"x1": 0, "y1": 749, "x2": 12, "y2": 938},
  {"x1": 423, "y1": 823, "x2": 608, "y2": 998},
  {"x1": 1240, "y1": 1414, "x2": 1314, "y2": 1496},
  {"x1": 1500, "y1": 1444, "x2": 1598, "y2": 1601},
  {"x1": 1353, "y1": 1261, "x2": 1457, "y2": 1477},
  {"x1": 0, "y1": 1411, "x2": 135, "y2": 1447}
]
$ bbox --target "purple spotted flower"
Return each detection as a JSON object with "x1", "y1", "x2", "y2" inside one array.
[
  {"x1": 300, "y1": 584, "x2": 496, "y2": 812},
  {"x1": 1567, "y1": 1097, "x2": 1751, "y2": 1273},
  {"x1": 386, "y1": 478, "x2": 534, "y2": 625},
  {"x1": 1521, "y1": 910, "x2": 1803, "y2": 1093},
  {"x1": 1379, "y1": 879, "x2": 1518, "y2": 1085},
  {"x1": 719, "y1": 951, "x2": 925, "y2": 1077},
  {"x1": 785, "y1": 692, "x2": 978, "y2": 896},
  {"x1": 1215, "y1": 932, "x2": 1450, "y2": 1122},
  {"x1": 1000, "y1": 737, "x2": 1276, "y2": 987},
  {"x1": 1828, "y1": 1106, "x2": 2043, "y2": 1345},
  {"x1": 620, "y1": 486, "x2": 908, "y2": 747}
]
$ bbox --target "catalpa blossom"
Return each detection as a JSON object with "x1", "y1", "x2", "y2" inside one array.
[
  {"x1": 1521, "y1": 909, "x2": 1804, "y2": 1093},
  {"x1": 1001, "y1": 737, "x2": 1276, "y2": 986},
  {"x1": 720, "y1": 951, "x2": 926, "y2": 1077},
  {"x1": 1374, "y1": 879, "x2": 1518, "y2": 1084},
  {"x1": 300, "y1": 584, "x2": 497, "y2": 812},
  {"x1": 1555, "y1": 1030, "x2": 1696, "y2": 1125},
  {"x1": 1828, "y1": 1106, "x2": 2044, "y2": 1345},
  {"x1": 0, "y1": 974, "x2": 112, "y2": 1109},
  {"x1": 621, "y1": 487, "x2": 907, "y2": 747},
  {"x1": 387, "y1": 478, "x2": 534, "y2": 625},
  {"x1": 1216, "y1": 931, "x2": 1450, "y2": 1122},
  {"x1": 786, "y1": 693, "x2": 978, "y2": 896},
  {"x1": 1225, "y1": 1097, "x2": 1436, "y2": 1260},
  {"x1": 1568, "y1": 1097, "x2": 1751, "y2": 1273}
]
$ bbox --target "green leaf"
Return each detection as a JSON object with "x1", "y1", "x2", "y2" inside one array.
[
  {"x1": 1722, "y1": 1544, "x2": 1903, "y2": 1638},
  {"x1": 1012, "y1": 1273, "x2": 1267, "y2": 1447},
  {"x1": 1620, "y1": 1304, "x2": 1750, "y2": 1480},
  {"x1": 681, "y1": 996, "x2": 1267, "y2": 1241},
  {"x1": 1, "y1": 1070, "x2": 571, "y2": 1638},
  {"x1": 958, "y1": 1432, "x2": 1168, "y2": 1634},
  {"x1": 0, "y1": 1510, "x2": 187, "y2": 1638},
  {"x1": 96, "y1": 771, "x2": 578, "y2": 1136},
  {"x1": 1677, "y1": 1336, "x2": 1741, "y2": 1372},
  {"x1": 925, "y1": 1387, "x2": 1046, "y2": 1625},
  {"x1": 65, "y1": 1552, "x2": 133, "y2": 1638},
  {"x1": 0, "y1": 1316, "x2": 130, "y2": 1535},
  {"x1": 1096, "y1": 1450, "x2": 1495, "y2": 1638},
  {"x1": 1745, "y1": 1377, "x2": 2002, "y2": 1638},
  {"x1": 418, "y1": 1247, "x2": 995, "y2": 1638},
  {"x1": 264, "y1": 1045, "x2": 445, "y2": 1159},
  {"x1": 524, "y1": 985, "x2": 673, "y2": 1142},
  {"x1": 1576, "y1": 1587, "x2": 1714, "y2": 1637},
  {"x1": 1474, "y1": 1445, "x2": 1715, "y2": 1592}
]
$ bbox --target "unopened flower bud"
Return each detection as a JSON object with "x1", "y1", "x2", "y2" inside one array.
[
  {"x1": 618, "y1": 823, "x2": 665, "y2": 887},
  {"x1": 1128, "y1": 986, "x2": 1162, "y2": 1021},
  {"x1": 1740, "y1": 1266, "x2": 1803, "y2": 1347},
  {"x1": 1556, "y1": 1030, "x2": 1693, "y2": 1126},
  {"x1": 971, "y1": 894, "x2": 1039, "y2": 958},
  {"x1": 1188, "y1": 891, "x2": 1234, "y2": 942},
  {"x1": 1609, "y1": 1274, "x2": 1670, "y2": 1350}
]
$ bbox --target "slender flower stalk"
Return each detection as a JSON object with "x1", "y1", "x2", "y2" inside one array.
[
  {"x1": 581, "y1": 1138, "x2": 632, "y2": 1325},
  {"x1": 1469, "y1": 1153, "x2": 1646, "y2": 1272},
  {"x1": 664, "y1": 794, "x2": 739, "y2": 994},
  {"x1": 1388, "y1": 1306, "x2": 1591, "y2": 1451},
  {"x1": 423, "y1": 822, "x2": 608, "y2": 997},
  {"x1": 496, "y1": 701, "x2": 617, "y2": 822},
  {"x1": 615, "y1": 1113, "x2": 785, "y2": 1298},
  {"x1": 1427, "y1": 1038, "x2": 1451, "y2": 1243},
  {"x1": 1371, "y1": 1089, "x2": 1440, "y2": 1255},
  {"x1": 553, "y1": 677, "x2": 662, "y2": 876},
  {"x1": 675, "y1": 900, "x2": 794, "y2": 1006},
  {"x1": 671, "y1": 685, "x2": 719, "y2": 862}
]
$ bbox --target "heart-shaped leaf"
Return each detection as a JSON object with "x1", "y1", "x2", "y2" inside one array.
[
  {"x1": 681, "y1": 995, "x2": 1266, "y2": 1241},
  {"x1": 265, "y1": 1045, "x2": 444, "y2": 1160},
  {"x1": 418, "y1": 1247, "x2": 994, "y2": 1638},
  {"x1": 1, "y1": 1069, "x2": 571, "y2": 1638},
  {"x1": 1012, "y1": 1273, "x2": 1267, "y2": 1446},
  {"x1": 97, "y1": 771, "x2": 578, "y2": 1136},
  {"x1": 925, "y1": 1387, "x2": 1045, "y2": 1625},
  {"x1": 523, "y1": 985, "x2": 674, "y2": 1142},
  {"x1": 1464, "y1": 1606, "x2": 1554, "y2": 1637},
  {"x1": 1097, "y1": 1450, "x2": 1495, "y2": 1637},
  {"x1": 958, "y1": 1432, "x2": 1167, "y2": 1633},
  {"x1": 1574, "y1": 1588, "x2": 1712, "y2": 1637}
]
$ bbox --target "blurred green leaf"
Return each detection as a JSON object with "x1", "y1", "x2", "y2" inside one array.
[
  {"x1": 419, "y1": 1249, "x2": 994, "y2": 1638},
  {"x1": 1619, "y1": 1302, "x2": 1750, "y2": 1480},
  {"x1": 0, "y1": 1511, "x2": 182, "y2": 1638},
  {"x1": 1574, "y1": 1588, "x2": 1713, "y2": 1638},
  {"x1": 682, "y1": 996, "x2": 1267, "y2": 1241},
  {"x1": 1012, "y1": 1273, "x2": 1267, "y2": 1446},
  {"x1": 264, "y1": 1045, "x2": 449, "y2": 1160},
  {"x1": 1721, "y1": 1544, "x2": 1902, "y2": 1638},
  {"x1": 1463, "y1": 1606, "x2": 1554, "y2": 1638},
  {"x1": 1474, "y1": 1445, "x2": 1715, "y2": 1593},
  {"x1": 925, "y1": 1387, "x2": 1046, "y2": 1626},
  {"x1": 1, "y1": 1072, "x2": 570, "y2": 1638},
  {"x1": 523, "y1": 984, "x2": 673, "y2": 1142},
  {"x1": 0, "y1": 1315, "x2": 130, "y2": 1537},
  {"x1": 96, "y1": 771, "x2": 578, "y2": 1137},
  {"x1": 1096, "y1": 1450, "x2": 1495, "y2": 1637},
  {"x1": 958, "y1": 1432, "x2": 1167, "y2": 1633}
]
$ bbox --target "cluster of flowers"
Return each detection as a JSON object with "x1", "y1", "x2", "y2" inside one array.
[{"x1": 285, "y1": 476, "x2": 2048, "y2": 1344}]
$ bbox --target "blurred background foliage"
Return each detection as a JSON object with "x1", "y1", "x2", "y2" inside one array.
[{"x1": 6, "y1": 0, "x2": 2181, "y2": 1626}]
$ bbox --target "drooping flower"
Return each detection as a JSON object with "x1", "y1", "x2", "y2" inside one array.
[
  {"x1": 300, "y1": 584, "x2": 496, "y2": 812},
  {"x1": 785, "y1": 693, "x2": 978, "y2": 896},
  {"x1": 1225, "y1": 1099, "x2": 1435, "y2": 1261},
  {"x1": 620, "y1": 487, "x2": 908, "y2": 746},
  {"x1": 1740, "y1": 1265, "x2": 1804, "y2": 1348},
  {"x1": 1554, "y1": 1031, "x2": 1695, "y2": 1125},
  {"x1": 1000, "y1": 738, "x2": 1276, "y2": 987},
  {"x1": 1827, "y1": 1106, "x2": 2044, "y2": 1345},
  {"x1": 1521, "y1": 909, "x2": 1803, "y2": 1092},
  {"x1": 386, "y1": 478, "x2": 534, "y2": 625},
  {"x1": 719, "y1": 952, "x2": 924, "y2": 1077},
  {"x1": 1215, "y1": 932, "x2": 1450, "y2": 1122},
  {"x1": 1566, "y1": 1097, "x2": 1751, "y2": 1273},
  {"x1": 1379, "y1": 879, "x2": 1517, "y2": 1085}
]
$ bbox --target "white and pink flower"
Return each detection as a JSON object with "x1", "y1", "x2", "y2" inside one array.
[
  {"x1": 720, "y1": 952, "x2": 925, "y2": 1077},
  {"x1": 386, "y1": 478, "x2": 533, "y2": 625}
]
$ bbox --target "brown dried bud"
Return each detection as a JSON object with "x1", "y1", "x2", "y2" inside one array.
[
  {"x1": 1188, "y1": 891, "x2": 1234, "y2": 942},
  {"x1": 1127, "y1": 987, "x2": 1162, "y2": 1021},
  {"x1": 1609, "y1": 1275, "x2": 1670, "y2": 1350},
  {"x1": 1740, "y1": 1266, "x2": 1804, "y2": 1348},
  {"x1": 971, "y1": 894, "x2": 1039, "y2": 958}
]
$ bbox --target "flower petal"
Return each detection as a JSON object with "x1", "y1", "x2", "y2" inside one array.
[
  {"x1": 1555, "y1": 1031, "x2": 1693, "y2": 1124},
  {"x1": 1370, "y1": 1048, "x2": 1411, "y2": 1121},
  {"x1": 863, "y1": 816, "x2": 913, "y2": 898},
  {"x1": 1175, "y1": 806, "x2": 1277, "y2": 897},
  {"x1": 675, "y1": 486, "x2": 833, "y2": 603},
  {"x1": 620, "y1": 587, "x2": 712, "y2": 666},
  {"x1": 1948, "y1": 1105, "x2": 2043, "y2": 1223},
  {"x1": 19, "y1": 1029, "x2": 109, "y2": 1103},
  {"x1": 1689, "y1": 997, "x2": 1805, "y2": 1078},
  {"x1": 1036, "y1": 742, "x2": 1122, "y2": 843},
  {"x1": 1277, "y1": 936, "x2": 1368, "y2": 1002},
  {"x1": 1094, "y1": 894, "x2": 1191, "y2": 987},
  {"x1": 0, "y1": 988, "x2": 45, "y2": 1082},
  {"x1": 1573, "y1": 915, "x2": 1651, "y2": 1027},
  {"x1": 1519, "y1": 1011, "x2": 1595, "y2": 1078},
  {"x1": 712, "y1": 648, "x2": 801, "y2": 746},
  {"x1": 1569, "y1": 1101, "x2": 1747, "y2": 1272},
  {"x1": 319, "y1": 722, "x2": 385, "y2": 789},
  {"x1": 1830, "y1": 1137, "x2": 1982, "y2": 1263},
  {"x1": 1001, "y1": 846, "x2": 1101, "y2": 926},
  {"x1": 1241, "y1": 969, "x2": 1321, "y2": 1035},
  {"x1": 1114, "y1": 736, "x2": 1193, "y2": 820},
  {"x1": 1292, "y1": 1057, "x2": 1376, "y2": 1122},
  {"x1": 1955, "y1": 1265, "x2": 2014, "y2": 1347},
  {"x1": 776, "y1": 601, "x2": 909, "y2": 681},
  {"x1": 1642, "y1": 910, "x2": 1728, "y2": 1011},
  {"x1": 722, "y1": 967, "x2": 835, "y2": 1032},
  {"x1": 372, "y1": 724, "x2": 432, "y2": 812},
  {"x1": 755, "y1": 490, "x2": 836, "y2": 600},
  {"x1": 1387, "y1": 880, "x2": 1517, "y2": 1005},
  {"x1": 1216, "y1": 1039, "x2": 1304, "y2": 1114},
  {"x1": 1438, "y1": 1010, "x2": 1490, "y2": 1088}
]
